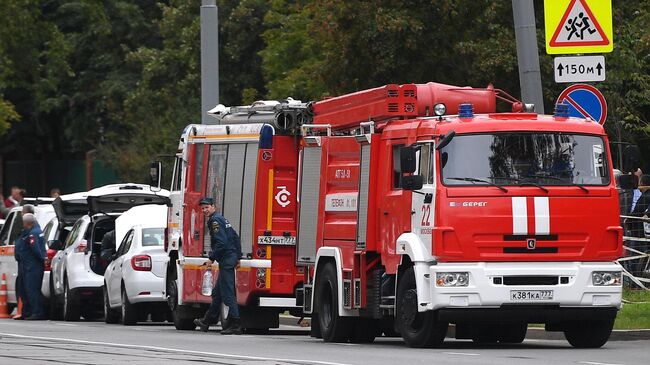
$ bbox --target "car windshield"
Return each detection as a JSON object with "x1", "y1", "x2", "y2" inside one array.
[
  {"x1": 142, "y1": 228, "x2": 164, "y2": 246},
  {"x1": 440, "y1": 133, "x2": 609, "y2": 186}
]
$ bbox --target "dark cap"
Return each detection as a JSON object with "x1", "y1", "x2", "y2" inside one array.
[{"x1": 199, "y1": 197, "x2": 214, "y2": 205}]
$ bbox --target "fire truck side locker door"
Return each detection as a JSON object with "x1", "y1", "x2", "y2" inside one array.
[{"x1": 297, "y1": 142, "x2": 322, "y2": 264}]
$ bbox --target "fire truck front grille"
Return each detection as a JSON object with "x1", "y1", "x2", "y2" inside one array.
[{"x1": 501, "y1": 276, "x2": 559, "y2": 286}]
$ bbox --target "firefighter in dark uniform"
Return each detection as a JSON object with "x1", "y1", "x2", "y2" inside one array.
[
  {"x1": 194, "y1": 197, "x2": 243, "y2": 335},
  {"x1": 15, "y1": 213, "x2": 46, "y2": 320}
]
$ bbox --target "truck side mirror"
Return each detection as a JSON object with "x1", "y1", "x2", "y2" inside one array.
[
  {"x1": 618, "y1": 174, "x2": 635, "y2": 190},
  {"x1": 402, "y1": 175, "x2": 424, "y2": 191},
  {"x1": 435, "y1": 130, "x2": 456, "y2": 151},
  {"x1": 149, "y1": 161, "x2": 162, "y2": 189},
  {"x1": 398, "y1": 146, "x2": 419, "y2": 173},
  {"x1": 48, "y1": 240, "x2": 63, "y2": 251}
]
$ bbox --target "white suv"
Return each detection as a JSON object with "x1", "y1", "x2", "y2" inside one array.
[{"x1": 50, "y1": 184, "x2": 169, "y2": 321}]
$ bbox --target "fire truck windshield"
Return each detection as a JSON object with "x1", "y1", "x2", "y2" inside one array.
[{"x1": 440, "y1": 133, "x2": 610, "y2": 187}]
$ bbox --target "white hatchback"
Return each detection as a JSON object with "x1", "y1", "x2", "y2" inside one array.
[{"x1": 104, "y1": 204, "x2": 169, "y2": 325}]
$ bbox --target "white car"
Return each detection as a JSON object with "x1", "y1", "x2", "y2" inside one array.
[
  {"x1": 50, "y1": 183, "x2": 169, "y2": 321},
  {"x1": 0, "y1": 202, "x2": 56, "y2": 311},
  {"x1": 104, "y1": 204, "x2": 169, "y2": 325}
]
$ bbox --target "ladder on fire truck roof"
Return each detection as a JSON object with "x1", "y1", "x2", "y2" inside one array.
[{"x1": 207, "y1": 97, "x2": 311, "y2": 134}]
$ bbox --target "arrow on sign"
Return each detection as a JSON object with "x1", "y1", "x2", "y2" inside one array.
[
  {"x1": 596, "y1": 62, "x2": 603, "y2": 76},
  {"x1": 557, "y1": 63, "x2": 564, "y2": 76}
]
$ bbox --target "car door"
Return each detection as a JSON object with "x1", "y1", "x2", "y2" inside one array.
[
  {"x1": 53, "y1": 218, "x2": 85, "y2": 295},
  {"x1": 109, "y1": 229, "x2": 134, "y2": 306},
  {"x1": 0, "y1": 211, "x2": 18, "y2": 301}
]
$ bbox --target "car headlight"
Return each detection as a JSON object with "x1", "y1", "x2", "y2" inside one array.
[
  {"x1": 436, "y1": 272, "x2": 469, "y2": 287},
  {"x1": 592, "y1": 271, "x2": 622, "y2": 286}
]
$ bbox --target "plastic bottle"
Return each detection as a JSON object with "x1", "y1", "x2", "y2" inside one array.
[{"x1": 202, "y1": 269, "x2": 213, "y2": 296}]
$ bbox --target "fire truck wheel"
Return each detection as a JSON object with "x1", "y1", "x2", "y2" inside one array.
[
  {"x1": 121, "y1": 287, "x2": 138, "y2": 325},
  {"x1": 316, "y1": 263, "x2": 352, "y2": 342},
  {"x1": 104, "y1": 286, "x2": 120, "y2": 324},
  {"x1": 498, "y1": 323, "x2": 527, "y2": 344},
  {"x1": 63, "y1": 278, "x2": 81, "y2": 322},
  {"x1": 349, "y1": 318, "x2": 379, "y2": 343},
  {"x1": 397, "y1": 267, "x2": 447, "y2": 348},
  {"x1": 310, "y1": 314, "x2": 322, "y2": 338},
  {"x1": 564, "y1": 319, "x2": 614, "y2": 348}
]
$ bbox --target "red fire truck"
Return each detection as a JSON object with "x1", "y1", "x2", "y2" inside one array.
[
  {"x1": 161, "y1": 100, "x2": 309, "y2": 331},
  {"x1": 158, "y1": 82, "x2": 622, "y2": 348},
  {"x1": 299, "y1": 83, "x2": 622, "y2": 348}
]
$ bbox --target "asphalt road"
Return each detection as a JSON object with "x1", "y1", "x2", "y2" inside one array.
[{"x1": 0, "y1": 319, "x2": 648, "y2": 365}]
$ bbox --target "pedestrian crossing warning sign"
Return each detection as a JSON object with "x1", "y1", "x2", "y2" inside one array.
[{"x1": 544, "y1": 0, "x2": 613, "y2": 54}]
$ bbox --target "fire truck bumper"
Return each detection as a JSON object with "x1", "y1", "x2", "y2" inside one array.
[{"x1": 424, "y1": 261, "x2": 622, "y2": 315}]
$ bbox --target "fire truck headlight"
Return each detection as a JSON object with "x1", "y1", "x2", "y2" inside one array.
[
  {"x1": 592, "y1": 271, "x2": 621, "y2": 286},
  {"x1": 436, "y1": 272, "x2": 469, "y2": 287},
  {"x1": 434, "y1": 103, "x2": 446, "y2": 116}
]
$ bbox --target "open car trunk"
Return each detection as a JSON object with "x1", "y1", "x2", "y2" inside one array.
[
  {"x1": 53, "y1": 192, "x2": 89, "y2": 225},
  {"x1": 87, "y1": 192, "x2": 169, "y2": 216}
]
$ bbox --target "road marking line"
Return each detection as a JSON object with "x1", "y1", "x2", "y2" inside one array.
[
  {"x1": 0, "y1": 332, "x2": 353, "y2": 365},
  {"x1": 442, "y1": 352, "x2": 480, "y2": 356},
  {"x1": 579, "y1": 362, "x2": 623, "y2": 365}
]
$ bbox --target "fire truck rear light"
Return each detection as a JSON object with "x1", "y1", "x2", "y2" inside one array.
[
  {"x1": 131, "y1": 255, "x2": 152, "y2": 271},
  {"x1": 436, "y1": 272, "x2": 469, "y2": 287},
  {"x1": 592, "y1": 271, "x2": 621, "y2": 286},
  {"x1": 259, "y1": 124, "x2": 274, "y2": 149}
]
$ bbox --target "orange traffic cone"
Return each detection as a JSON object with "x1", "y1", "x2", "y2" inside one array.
[
  {"x1": 0, "y1": 273, "x2": 12, "y2": 318},
  {"x1": 12, "y1": 298, "x2": 23, "y2": 319}
]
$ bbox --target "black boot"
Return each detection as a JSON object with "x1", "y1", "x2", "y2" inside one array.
[
  {"x1": 194, "y1": 316, "x2": 211, "y2": 332},
  {"x1": 220, "y1": 317, "x2": 242, "y2": 335}
]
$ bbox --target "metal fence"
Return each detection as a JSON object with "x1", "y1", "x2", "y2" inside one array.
[{"x1": 619, "y1": 215, "x2": 650, "y2": 289}]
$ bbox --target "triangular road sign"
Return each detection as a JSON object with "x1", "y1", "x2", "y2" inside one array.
[{"x1": 549, "y1": 0, "x2": 610, "y2": 47}]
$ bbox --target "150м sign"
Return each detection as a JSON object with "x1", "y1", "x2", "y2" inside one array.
[{"x1": 554, "y1": 55, "x2": 605, "y2": 83}]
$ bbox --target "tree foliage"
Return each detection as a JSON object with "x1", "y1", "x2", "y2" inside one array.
[{"x1": 0, "y1": 0, "x2": 649, "y2": 182}]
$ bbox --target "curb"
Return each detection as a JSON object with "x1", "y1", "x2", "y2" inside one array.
[{"x1": 280, "y1": 316, "x2": 650, "y2": 341}]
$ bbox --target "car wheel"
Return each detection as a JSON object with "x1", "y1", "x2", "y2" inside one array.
[
  {"x1": 49, "y1": 277, "x2": 63, "y2": 320},
  {"x1": 121, "y1": 286, "x2": 138, "y2": 326},
  {"x1": 316, "y1": 262, "x2": 352, "y2": 342},
  {"x1": 62, "y1": 277, "x2": 80, "y2": 322},
  {"x1": 397, "y1": 267, "x2": 447, "y2": 348},
  {"x1": 564, "y1": 319, "x2": 614, "y2": 348},
  {"x1": 104, "y1": 285, "x2": 120, "y2": 324}
]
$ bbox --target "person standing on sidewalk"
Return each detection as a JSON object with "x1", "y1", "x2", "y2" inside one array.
[{"x1": 194, "y1": 197, "x2": 243, "y2": 335}]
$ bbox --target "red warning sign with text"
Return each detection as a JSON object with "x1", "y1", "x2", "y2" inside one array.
[{"x1": 544, "y1": 0, "x2": 613, "y2": 54}]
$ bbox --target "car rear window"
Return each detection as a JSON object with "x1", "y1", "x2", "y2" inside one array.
[{"x1": 142, "y1": 228, "x2": 164, "y2": 246}]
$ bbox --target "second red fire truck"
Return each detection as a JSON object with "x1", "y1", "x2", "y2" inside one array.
[{"x1": 157, "y1": 82, "x2": 622, "y2": 347}]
